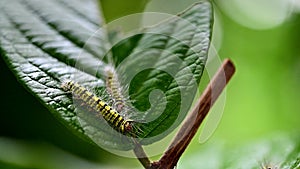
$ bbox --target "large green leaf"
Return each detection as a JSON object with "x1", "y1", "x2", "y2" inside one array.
[
  {"x1": 0, "y1": 0, "x2": 212, "y2": 150},
  {"x1": 179, "y1": 133, "x2": 300, "y2": 169}
]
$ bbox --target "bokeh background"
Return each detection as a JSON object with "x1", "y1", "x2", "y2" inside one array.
[{"x1": 0, "y1": 0, "x2": 299, "y2": 168}]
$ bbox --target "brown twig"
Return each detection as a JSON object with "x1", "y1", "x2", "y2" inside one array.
[
  {"x1": 150, "y1": 59, "x2": 236, "y2": 169},
  {"x1": 133, "y1": 59, "x2": 235, "y2": 169}
]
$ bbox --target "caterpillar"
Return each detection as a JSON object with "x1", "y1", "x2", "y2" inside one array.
[
  {"x1": 105, "y1": 66, "x2": 127, "y2": 113},
  {"x1": 61, "y1": 80, "x2": 138, "y2": 137},
  {"x1": 261, "y1": 164, "x2": 278, "y2": 169},
  {"x1": 260, "y1": 161, "x2": 278, "y2": 169}
]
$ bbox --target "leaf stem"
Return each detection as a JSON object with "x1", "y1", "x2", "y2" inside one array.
[{"x1": 133, "y1": 139, "x2": 151, "y2": 168}]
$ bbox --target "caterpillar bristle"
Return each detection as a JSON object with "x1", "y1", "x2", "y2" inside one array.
[{"x1": 105, "y1": 66, "x2": 128, "y2": 113}]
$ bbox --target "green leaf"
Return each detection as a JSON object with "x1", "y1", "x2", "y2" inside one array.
[
  {"x1": 179, "y1": 133, "x2": 300, "y2": 169},
  {"x1": 0, "y1": 0, "x2": 109, "y2": 145},
  {"x1": 0, "y1": 0, "x2": 212, "y2": 150},
  {"x1": 0, "y1": 137, "x2": 113, "y2": 169},
  {"x1": 108, "y1": 2, "x2": 213, "y2": 145}
]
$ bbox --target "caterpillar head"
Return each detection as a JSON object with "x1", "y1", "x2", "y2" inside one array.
[{"x1": 124, "y1": 121, "x2": 133, "y2": 133}]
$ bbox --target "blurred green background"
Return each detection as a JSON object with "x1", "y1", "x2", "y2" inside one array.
[{"x1": 0, "y1": 0, "x2": 299, "y2": 168}]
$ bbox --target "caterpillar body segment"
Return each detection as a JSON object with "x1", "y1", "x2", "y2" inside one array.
[{"x1": 61, "y1": 81, "x2": 138, "y2": 137}]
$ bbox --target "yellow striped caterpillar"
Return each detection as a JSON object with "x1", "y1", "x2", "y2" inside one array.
[{"x1": 61, "y1": 80, "x2": 139, "y2": 137}]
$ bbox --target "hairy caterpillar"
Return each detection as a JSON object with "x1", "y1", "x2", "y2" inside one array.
[
  {"x1": 260, "y1": 161, "x2": 278, "y2": 169},
  {"x1": 105, "y1": 66, "x2": 127, "y2": 113},
  {"x1": 61, "y1": 80, "x2": 139, "y2": 137}
]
